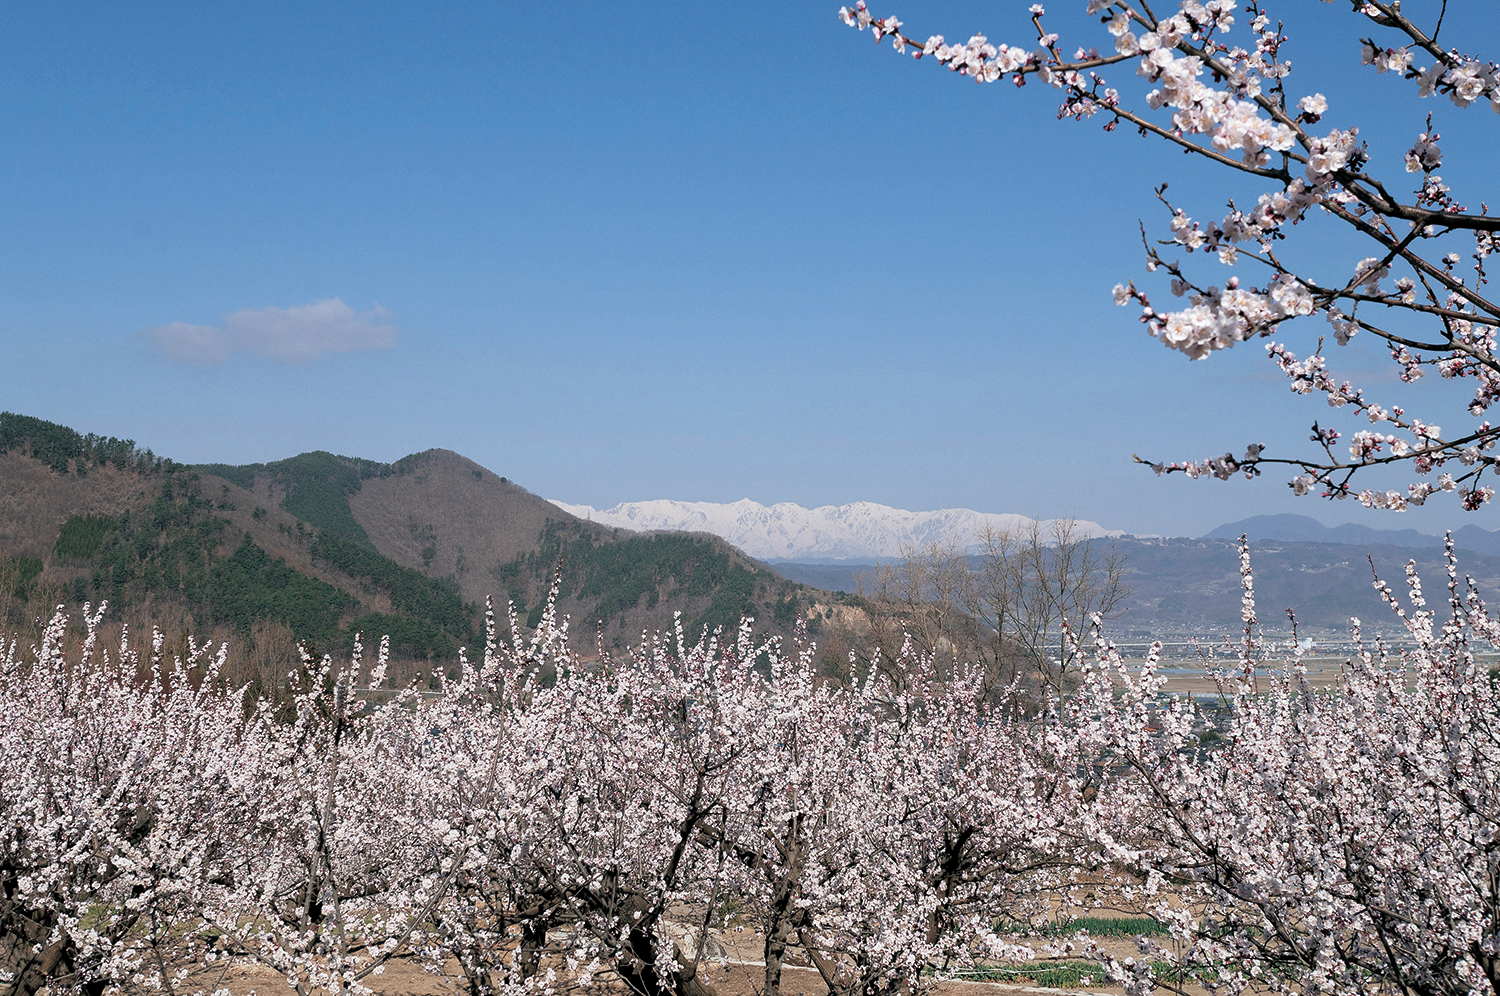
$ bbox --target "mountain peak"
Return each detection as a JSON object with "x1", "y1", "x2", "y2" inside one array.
[{"x1": 548, "y1": 498, "x2": 1119, "y2": 562}]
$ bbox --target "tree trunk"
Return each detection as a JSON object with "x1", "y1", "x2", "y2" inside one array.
[
  {"x1": 673, "y1": 941, "x2": 721, "y2": 996},
  {"x1": 798, "y1": 927, "x2": 852, "y2": 996},
  {"x1": 763, "y1": 873, "x2": 802, "y2": 996},
  {"x1": 609, "y1": 926, "x2": 720, "y2": 996},
  {"x1": 1, "y1": 927, "x2": 72, "y2": 996},
  {"x1": 518, "y1": 918, "x2": 548, "y2": 980}
]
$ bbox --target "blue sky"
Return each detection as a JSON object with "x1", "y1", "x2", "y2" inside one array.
[{"x1": 3, "y1": 1, "x2": 1497, "y2": 537}]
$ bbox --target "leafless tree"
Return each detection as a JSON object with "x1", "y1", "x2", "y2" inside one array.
[
  {"x1": 858, "y1": 538, "x2": 980, "y2": 676},
  {"x1": 858, "y1": 520, "x2": 1129, "y2": 703},
  {"x1": 1006, "y1": 519, "x2": 1130, "y2": 701}
]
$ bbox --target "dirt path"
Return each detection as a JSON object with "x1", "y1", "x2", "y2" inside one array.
[{"x1": 189, "y1": 957, "x2": 1128, "y2": 996}]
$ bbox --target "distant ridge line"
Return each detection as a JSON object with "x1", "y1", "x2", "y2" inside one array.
[
  {"x1": 548, "y1": 498, "x2": 1120, "y2": 563},
  {"x1": 1202, "y1": 512, "x2": 1500, "y2": 557}
]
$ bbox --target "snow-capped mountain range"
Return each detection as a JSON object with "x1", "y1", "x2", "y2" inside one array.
[{"x1": 547, "y1": 498, "x2": 1121, "y2": 563}]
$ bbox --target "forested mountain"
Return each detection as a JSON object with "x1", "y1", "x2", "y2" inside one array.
[
  {"x1": 196, "y1": 446, "x2": 813, "y2": 648},
  {"x1": 0, "y1": 413, "x2": 817, "y2": 681}
]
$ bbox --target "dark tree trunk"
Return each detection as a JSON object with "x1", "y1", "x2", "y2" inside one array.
[
  {"x1": 609, "y1": 926, "x2": 720, "y2": 996},
  {"x1": 1, "y1": 927, "x2": 72, "y2": 996},
  {"x1": 518, "y1": 918, "x2": 548, "y2": 980}
]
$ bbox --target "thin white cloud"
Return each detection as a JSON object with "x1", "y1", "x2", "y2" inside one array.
[{"x1": 145, "y1": 298, "x2": 398, "y2": 364}]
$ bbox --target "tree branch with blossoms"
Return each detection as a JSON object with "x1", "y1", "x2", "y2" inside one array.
[
  {"x1": 840, "y1": 0, "x2": 1500, "y2": 512},
  {"x1": 1073, "y1": 536, "x2": 1500, "y2": 996}
]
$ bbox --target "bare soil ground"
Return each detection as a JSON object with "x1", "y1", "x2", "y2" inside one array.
[
  {"x1": 192, "y1": 958, "x2": 1132, "y2": 996},
  {"x1": 187, "y1": 923, "x2": 1153, "y2": 996}
]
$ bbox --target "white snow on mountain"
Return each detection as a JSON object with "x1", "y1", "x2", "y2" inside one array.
[{"x1": 547, "y1": 498, "x2": 1120, "y2": 563}]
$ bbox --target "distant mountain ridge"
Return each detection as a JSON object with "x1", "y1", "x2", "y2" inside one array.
[
  {"x1": 774, "y1": 535, "x2": 1500, "y2": 636},
  {"x1": 0, "y1": 413, "x2": 817, "y2": 667},
  {"x1": 19, "y1": 406, "x2": 1500, "y2": 649},
  {"x1": 548, "y1": 498, "x2": 1120, "y2": 562},
  {"x1": 1203, "y1": 513, "x2": 1500, "y2": 557}
]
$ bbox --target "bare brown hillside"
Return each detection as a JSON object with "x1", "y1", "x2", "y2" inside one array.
[
  {"x1": 347, "y1": 449, "x2": 609, "y2": 606},
  {"x1": 0, "y1": 452, "x2": 155, "y2": 561},
  {"x1": 343, "y1": 450, "x2": 807, "y2": 647},
  {"x1": 0, "y1": 451, "x2": 408, "y2": 620},
  {"x1": 0, "y1": 418, "x2": 816, "y2": 667},
  {"x1": 197, "y1": 474, "x2": 411, "y2": 615}
]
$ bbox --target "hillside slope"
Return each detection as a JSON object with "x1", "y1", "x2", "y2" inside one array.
[
  {"x1": 1202, "y1": 512, "x2": 1500, "y2": 558},
  {"x1": 192, "y1": 445, "x2": 812, "y2": 649},
  {"x1": 0, "y1": 413, "x2": 852, "y2": 664},
  {"x1": 346, "y1": 449, "x2": 596, "y2": 604},
  {"x1": 0, "y1": 415, "x2": 476, "y2": 667},
  {"x1": 1105, "y1": 537, "x2": 1500, "y2": 635},
  {"x1": 0, "y1": 451, "x2": 156, "y2": 562}
]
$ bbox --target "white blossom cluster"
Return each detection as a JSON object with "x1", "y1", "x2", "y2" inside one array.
[
  {"x1": 841, "y1": 0, "x2": 1500, "y2": 511},
  {"x1": 0, "y1": 592, "x2": 1085, "y2": 996},
  {"x1": 9, "y1": 545, "x2": 1500, "y2": 996},
  {"x1": 1366, "y1": 42, "x2": 1500, "y2": 112},
  {"x1": 1077, "y1": 536, "x2": 1500, "y2": 996}
]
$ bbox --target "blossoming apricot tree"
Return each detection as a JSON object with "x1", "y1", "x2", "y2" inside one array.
[
  {"x1": 840, "y1": 0, "x2": 1500, "y2": 512},
  {"x1": 1073, "y1": 537, "x2": 1500, "y2": 996},
  {"x1": 0, "y1": 606, "x2": 260, "y2": 996},
  {"x1": 0, "y1": 591, "x2": 1094, "y2": 996},
  {"x1": 10, "y1": 542, "x2": 1500, "y2": 996}
]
